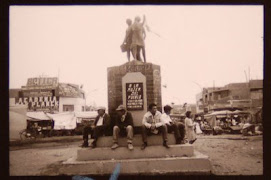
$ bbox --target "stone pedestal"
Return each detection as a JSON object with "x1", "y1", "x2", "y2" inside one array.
[{"x1": 107, "y1": 60, "x2": 162, "y2": 127}]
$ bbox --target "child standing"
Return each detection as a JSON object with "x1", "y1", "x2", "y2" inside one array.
[{"x1": 184, "y1": 111, "x2": 197, "y2": 144}]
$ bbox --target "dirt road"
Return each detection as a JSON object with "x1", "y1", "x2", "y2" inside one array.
[
  {"x1": 194, "y1": 134, "x2": 263, "y2": 175},
  {"x1": 9, "y1": 134, "x2": 263, "y2": 176}
]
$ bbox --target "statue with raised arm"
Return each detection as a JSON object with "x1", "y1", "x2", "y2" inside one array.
[
  {"x1": 121, "y1": 18, "x2": 133, "y2": 62},
  {"x1": 130, "y1": 15, "x2": 146, "y2": 62}
]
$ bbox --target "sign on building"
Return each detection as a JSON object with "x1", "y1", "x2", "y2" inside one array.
[
  {"x1": 15, "y1": 96, "x2": 59, "y2": 111},
  {"x1": 126, "y1": 83, "x2": 144, "y2": 111},
  {"x1": 26, "y1": 77, "x2": 58, "y2": 87}
]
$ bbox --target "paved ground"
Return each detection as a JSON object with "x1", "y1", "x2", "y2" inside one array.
[{"x1": 9, "y1": 134, "x2": 263, "y2": 176}]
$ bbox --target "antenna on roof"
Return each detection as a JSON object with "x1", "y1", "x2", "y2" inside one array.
[
  {"x1": 58, "y1": 67, "x2": 60, "y2": 82},
  {"x1": 244, "y1": 70, "x2": 248, "y2": 82}
]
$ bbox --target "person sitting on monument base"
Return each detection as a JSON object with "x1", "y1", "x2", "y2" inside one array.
[
  {"x1": 141, "y1": 103, "x2": 169, "y2": 150},
  {"x1": 111, "y1": 105, "x2": 134, "y2": 150},
  {"x1": 161, "y1": 105, "x2": 186, "y2": 144},
  {"x1": 81, "y1": 106, "x2": 111, "y2": 148}
]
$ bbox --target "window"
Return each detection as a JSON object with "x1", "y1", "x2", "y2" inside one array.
[{"x1": 63, "y1": 105, "x2": 74, "y2": 112}]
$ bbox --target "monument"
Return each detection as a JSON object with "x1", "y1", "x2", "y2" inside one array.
[
  {"x1": 107, "y1": 60, "x2": 162, "y2": 130},
  {"x1": 61, "y1": 15, "x2": 212, "y2": 176},
  {"x1": 121, "y1": 15, "x2": 146, "y2": 62}
]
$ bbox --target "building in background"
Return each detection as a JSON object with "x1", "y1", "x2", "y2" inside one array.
[
  {"x1": 9, "y1": 77, "x2": 86, "y2": 113},
  {"x1": 170, "y1": 103, "x2": 197, "y2": 115},
  {"x1": 196, "y1": 80, "x2": 263, "y2": 113}
]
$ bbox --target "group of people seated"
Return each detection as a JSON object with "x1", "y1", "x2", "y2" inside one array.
[{"x1": 81, "y1": 103, "x2": 197, "y2": 150}]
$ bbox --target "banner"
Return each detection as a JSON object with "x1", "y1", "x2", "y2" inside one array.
[{"x1": 47, "y1": 112, "x2": 76, "y2": 130}]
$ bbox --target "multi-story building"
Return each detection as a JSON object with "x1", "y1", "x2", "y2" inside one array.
[
  {"x1": 196, "y1": 80, "x2": 263, "y2": 113},
  {"x1": 9, "y1": 77, "x2": 86, "y2": 113}
]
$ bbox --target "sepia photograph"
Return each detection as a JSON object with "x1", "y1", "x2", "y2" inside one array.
[{"x1": 9, "y1": 5, "x2": 263, "y2": 177}]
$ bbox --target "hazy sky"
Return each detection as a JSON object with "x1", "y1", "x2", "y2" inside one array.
[{"x1": 9, "y1": 5, "x2": 263, "y2": 106}]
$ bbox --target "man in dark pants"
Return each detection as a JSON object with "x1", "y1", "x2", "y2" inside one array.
[
  {"x1": 81, "y1": 106, "x2": 111, "y2": 148},
  {"x1": 141, "y1": 103, "x2": 169, "y2": 150},
  {"x1": 111, "y1": 105, "x2": 134, "y2": 150},
  {"x1": 161, "y1": 105, "x2": 185, "y2": 144}
]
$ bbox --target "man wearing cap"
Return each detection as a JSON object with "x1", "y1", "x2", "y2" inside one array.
[
  {"x1": 161, "y1": 105, "x2": 185, "y2": 144},
  {"x1": 111, "y1": 105, "x2": 134, "y2": 150},
  {"x1": 81, "y1": 106, "x2": 111, "y2": 148},
  {"x1": 141, "y1": 103, "x2": 169, "y2": 150}
]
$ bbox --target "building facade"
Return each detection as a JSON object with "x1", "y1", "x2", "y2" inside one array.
[
  {"x1": 10, "y1": 77, "x2": 86, "y2": 113},
  {"x1": 196, "y1": 80, "x2": 263, "y2": 113}
]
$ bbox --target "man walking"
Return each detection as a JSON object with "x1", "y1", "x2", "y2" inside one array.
[
  {"x1": 111, "y1": 105, "x2": 134, "y2": 150},
  {"x1": 81, "y1": 106, "x2": 111, "y2": 148},
  {"x1": 161, "y1": 105, "x2": 185, "y2": 144},
  {"x1": 141, "y1": 103, "x2": 169, "y2": 150}
]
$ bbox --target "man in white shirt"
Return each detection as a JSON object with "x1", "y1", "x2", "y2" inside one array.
[
  {"x1": 161, "y1": 105, "x2": 185, "y2": 144},
  {"x1": 81, "y1": 106, "x2": 111, "y2": 148},
  {"x1": 141, "y1": 103, "x2": 169, "y2": 150}
]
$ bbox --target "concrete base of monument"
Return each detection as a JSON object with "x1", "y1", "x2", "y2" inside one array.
[
  {"x1": 61, "y1": 151, "x2": 212, "y2": 175},
  {"x1": 95, "y1": 134, "x2": 177, "y2": 147},
  {"x1": 77, "y1": 144, "x2": 194, "y2": 161}
]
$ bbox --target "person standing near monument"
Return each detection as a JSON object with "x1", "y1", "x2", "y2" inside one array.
[
  {"x1": 141, "y1": 103, "x2": 169, "y2": 150},
  {"x1": 161, "y1": 105, "x2": 186, "y2": 144},
  {"x1": 121, "y1": 19, "x2": 133, "y2": 62},
  {"x1": 131, "y1": 15, "x2": 146, "y2": 62},
  {"x1": 111, "y1": 105, "x2": 134, "y2": 150},
  {"x1": 184, "y1": 111, "x2": 197, "y2": 144},
  {"x1": 81, "y1": 106, "x2": 111, "y2": 148}
]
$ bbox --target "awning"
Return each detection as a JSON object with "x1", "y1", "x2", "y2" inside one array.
[
  {"x1": 26, "y1": 112, "x2": 51, "y2": 120},
  {"x1": 75, "y1": 111, "x2": 97, "y2": 118}
]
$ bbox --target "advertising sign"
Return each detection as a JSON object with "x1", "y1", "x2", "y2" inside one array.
[
  {"x1": 22, "y1": 89, "x2": 53, "y2": 97},
  {"x1": 26, "y1": 77, "x2": 58, "y2": 87},
  {"x1": 15, "y1": 96, "x2": 59, "y2": 112},
  {"x1": 126, "y1": 83, "x2": 144, "y2": 111}
]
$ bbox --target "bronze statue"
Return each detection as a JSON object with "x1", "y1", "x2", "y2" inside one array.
[
  {"x1": 121, "y1": 15, "x2": 146, "y2": 62},
  {"x1": 121, "y1": 19, "x2": 133, "y2": 61},
  {"x1": 130, "y1": 15, "x2": 146, "y2": 62}
]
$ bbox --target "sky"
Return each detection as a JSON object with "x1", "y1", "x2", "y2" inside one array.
[{"x1": 9, "y1": 5, "x2": 263, "y2": 107}]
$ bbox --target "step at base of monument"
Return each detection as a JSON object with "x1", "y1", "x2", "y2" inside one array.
[
  {"x1": 62, "y1": 151, "x2": 212, "y2": 175},
  {"x1": 94, "y1": 134, "x2": 177, "y2": 147},
  {"x1": 77, "y1": 144, "x2": 194, "y2": 161}
]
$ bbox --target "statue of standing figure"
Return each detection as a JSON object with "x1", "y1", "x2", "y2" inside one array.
[
  {"x1": 122, "y1": 19, "x2": 133, "y2": 61},
  {"x1": 121, "y1": 15, "x2": 146, "y2": 62}
]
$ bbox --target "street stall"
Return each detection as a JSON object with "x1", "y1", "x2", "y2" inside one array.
[
  {"x1": 20, "y1": 112, "x2": 53, "y2": 140},
  {"x1": 46, "y1": 112, "x2": 77, "y2": 136},
  {"x1": 170, "y1": 113, "x2": 186, "y2": 123},
  {"x1": 74, "y1": 111, "x2": 98, "y2": 135},
  {"x1": 203, "y1": 110, "x2": 251, "y2": 134},
  {"x1": 201, "y1": 114, "x2": 216, "y2": 135}
]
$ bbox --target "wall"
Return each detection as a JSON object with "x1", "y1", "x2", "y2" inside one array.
[
  {"x1": 9, "y1": 105, "x2": 28, "y2": 140},
  {"x1": 59, "y1": 97, "x2": 86, "y2": 112}
]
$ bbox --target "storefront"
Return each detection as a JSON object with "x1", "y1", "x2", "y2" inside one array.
[{"x1": 14, "y1": 77, "x2": 86, "y2": 113}]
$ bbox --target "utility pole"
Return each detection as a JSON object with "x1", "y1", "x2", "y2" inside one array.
[
  {"x1": 244, "y1": 70, "x2": 248, "y2": 83},
  {"x1": 58, "y1": 68, "x2": 60, "y2": 82}
]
